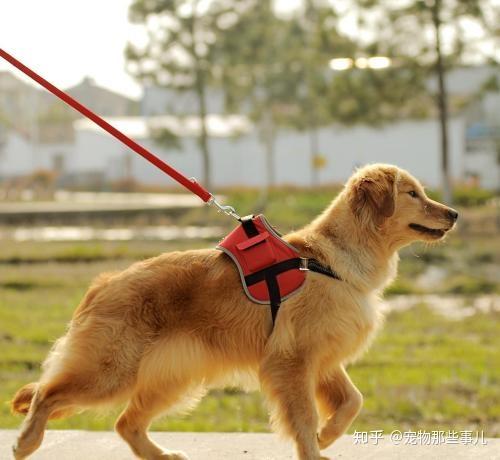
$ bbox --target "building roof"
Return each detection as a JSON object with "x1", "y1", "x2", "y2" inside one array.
[{"x1": 66, "y1": 77, "x2": 139, "y2": 117}]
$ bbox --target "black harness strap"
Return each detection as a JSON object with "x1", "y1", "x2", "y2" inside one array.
[
  {"x1": 265, "y1": 274, "x2": 281, "y2": 324},
  {"x1": 244, "y1": 257, "x2": 342, "y2": 326},
  {"x1": 306, "y1": 259, "x2": 342, "y2": 281},
  {"x1": 245, "y1": 258, "x2": 302, "y2": 285},
  {"x1": 240, "y1": 215, "x2": 259, "y2": 237}
]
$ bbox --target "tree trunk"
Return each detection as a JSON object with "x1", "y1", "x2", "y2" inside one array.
[
  {"x1": 304, "y1": 0, "x2": 319, "y2": 187},
  {"x1": 190, "y1": 9, "x2": 212, "y2": 191},
  {"x1": 256, "y1": 109, "x2": 276, "y2": 212},
  {"x1": 195, "y1": 71, "x2": 212, "y2": 190},
  {"x1": 432, "y1": 0, "x2": 452, "y2": 204}
]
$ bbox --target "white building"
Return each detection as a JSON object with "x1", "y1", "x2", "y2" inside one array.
[
  {"x1": 68, "y1": 115, "x2": 467, "y2": 189},
  {"x1": 0, "y1": 67, "x2": 498, "y2": 190}
]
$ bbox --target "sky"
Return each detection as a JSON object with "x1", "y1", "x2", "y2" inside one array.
[
  {"x1": 0, "y1": 0, "x2": 144, "y2": 98},
  {"x1": 1, "y1": 0, "x2": 498, "y2": 101}
]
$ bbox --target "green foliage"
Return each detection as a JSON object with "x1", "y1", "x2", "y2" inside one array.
[
  {"x1": 327, "y1": 65, "x2": 433, "y2": 125},
  {"x1": 352, "y1": 0, "x2": 499, "y2": 109},
  {"x1": 453, "y1": 186, "x2": 496, "y2": 207},
  {"x1": 427, "y1": 186, "x2": 496, "y2": 207},
  {"x1": 289, "y1": 4, "x2": 356, "y2": 129},
  {"x1": 444, "y1": 275, "x2": 498, "y2": 295},
  {"x1": 150, "y1": 126, "x2": 182, "y2": 150},
  {"x1": 384, "y1": 279, "x2": 421, "y2": 296},
  {"x1": 215, "y1": 1, "x2": 302, "y2": 121},
  {"x1": 356, "y1": 0, "x2": 497, "y2": 64},
  {"x1": 224, "y1": 186, "x2": 338, "y2": 229},
  {"x1": 126, "y1": 0, "x2": 240, "y2": 188}
]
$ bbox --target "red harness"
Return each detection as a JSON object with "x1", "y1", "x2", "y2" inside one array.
[{"x1": 217, "y1": 215, "x2": 341, "y2": 325}]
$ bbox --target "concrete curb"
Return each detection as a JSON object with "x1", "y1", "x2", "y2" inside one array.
[{"x1": 0, "y1": 431, "x2": 498, "y2": 460}]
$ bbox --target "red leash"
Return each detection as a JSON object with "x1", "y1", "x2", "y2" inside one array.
[
  {"x1": 0, "y1": 48, "x2": 239, "y2": 218},
  {"x1": 0, "y1": 49, "x2": 345, "y2": 330}
]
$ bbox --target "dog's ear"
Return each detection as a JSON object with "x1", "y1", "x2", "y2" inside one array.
[{"x1": 350, "y1": 169, "x2": 396, "y2": 227}]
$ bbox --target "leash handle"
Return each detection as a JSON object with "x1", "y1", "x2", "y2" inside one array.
[{"x1": 0, "y1": 48, "x2": 213, "y2": 203}]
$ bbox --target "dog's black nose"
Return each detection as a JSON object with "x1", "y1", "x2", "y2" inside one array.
[{"x1": 448, "y1": 209, "x2": 459, "y2": 221}]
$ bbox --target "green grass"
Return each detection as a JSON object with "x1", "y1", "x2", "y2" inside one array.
[
  {"x1": 0, "y1": 238, "x2": 499, "y2": 435},
  {"x1": 0, "y1": 239, "x2": 217, "y2": 264},
  {"x1": 350, "y1": 305, "x2": 500, "y2": 435},
  {"x1": 0, "y1": 193, "x2": 498, "y2": 435}
]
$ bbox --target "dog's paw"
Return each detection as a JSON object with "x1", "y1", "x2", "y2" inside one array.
[
  {"x1": 12, "y1": 442, "x2": 27, "y2": 460},
  {"x1": 155, "y1": 450, "x2": 190, "y2": 460},
  {"x1": 317, "y1": 434, "x2": 332, "y2": 450}
]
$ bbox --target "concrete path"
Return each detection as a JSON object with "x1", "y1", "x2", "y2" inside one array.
[{"x1": 0, "y1": 431, "x2": 498, "y2": 460}]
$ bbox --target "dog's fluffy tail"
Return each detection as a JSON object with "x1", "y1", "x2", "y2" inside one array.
[
  {"x1": 11, "y1": 382, "x2": 37, "y2": 415},
  {"x1": 11, "y1": 382, "x2": 74, "y2": 419}
]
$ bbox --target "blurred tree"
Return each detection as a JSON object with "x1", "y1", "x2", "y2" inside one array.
[
  {"x1": 216, "y1": 0, "x2": 431, "y2": 191},
  {"x1": 215, "y1": 1, "x2": 358, "y2": 198},
  {"x1": 290, "y1": 0, "x2": 357, "y2": 186},
  {"x1": 354, "y1": 0, "x2": 500, "y2": 204},
  {"x1": 214, "y1": 0, "x2": 297, "y2": 200},
  {"x1": 326, "y1": 57, "x2": 432, "y2": 125},
  {"x1": 126, "y1": 0, "x2": 238, "y2": 190}
]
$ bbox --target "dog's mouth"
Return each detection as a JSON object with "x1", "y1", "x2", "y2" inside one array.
[{"x1": 409, "y1": 223, "x2": 450, "y2": 239}]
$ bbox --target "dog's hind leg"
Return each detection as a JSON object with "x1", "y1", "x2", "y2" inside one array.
[
  {"x1": 115, "y1": 378, "x2": 197, "y2": 460},
  {"x1": 12, "y1": 380, "x2": 76, "y2": 460},
  {"x1": 316, "y1": 365, "x2": 363, "y2": 450}
]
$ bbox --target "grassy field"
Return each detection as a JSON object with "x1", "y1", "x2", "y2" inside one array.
[{"x1": 0, "y1": 188, "x2": 499, "y2": 436}]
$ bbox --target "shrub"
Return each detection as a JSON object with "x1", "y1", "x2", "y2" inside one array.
[
  {"x1": 444, "y1": 275, "x2": 497, "y2": 295},
  {"x1": 427, "y1": 186, "x2": 496, "y2": 207},
  {"x1": 385, "y1": 279, "x2": 420, "y2": 296},
  {"x1": 453, "y1": 186, "x2": 496, "y2": 207}
]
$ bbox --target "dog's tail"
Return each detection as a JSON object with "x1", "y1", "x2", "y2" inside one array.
[
  {"x1": 11, "y1": 382, "x2": 37, "y2": 415},
  {"x1": 11, "y1": 382, "x2": 74, "y2": 419}
]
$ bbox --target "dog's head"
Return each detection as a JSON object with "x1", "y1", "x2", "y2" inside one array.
[{"x1": 347, "y1": 164, "x2": 458, "y2": 244}]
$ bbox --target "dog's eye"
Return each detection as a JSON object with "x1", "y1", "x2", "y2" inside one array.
[{"x1": 408, "y1": 191, "x2": 418, "y2": 198}]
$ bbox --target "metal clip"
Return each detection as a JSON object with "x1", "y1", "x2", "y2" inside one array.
[
  {"x1": 207, "y1": 196, "x2": 241, "y2": 220},
  {"x1": 299, "y1": 258, "x2": 309, "y2": 271}
]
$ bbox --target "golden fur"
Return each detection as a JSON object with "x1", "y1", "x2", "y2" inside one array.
[{"x1": 11, "y1": 164, "x2": 457, "y2": 460}]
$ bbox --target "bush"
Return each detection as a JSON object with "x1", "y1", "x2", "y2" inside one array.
[
  {"x1": 444, "y1": 275, "x2": 497, "y2": 295},
  {"x1": 453, "y1": 186, "x2": 496, "y2": 207},
  {"x1": 385, "y1": 279, "x2": 420, "y2": 296},
  {"x1": 427, "y1": 186, "x2": 496, "y2": 207}
]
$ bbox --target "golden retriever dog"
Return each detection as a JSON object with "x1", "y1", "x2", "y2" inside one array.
[{"x1": 11, "y1": 164, "x2": 458, "y2": 460}]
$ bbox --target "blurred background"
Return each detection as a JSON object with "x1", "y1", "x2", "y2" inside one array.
[{"x1": 0, "y1": 0, "x2": 499, "y2": 436}]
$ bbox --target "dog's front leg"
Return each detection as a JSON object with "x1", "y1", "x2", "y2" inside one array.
[
  {"x1": 260, "y1": 351, "x2": 322, "y2": 460},
  {"x1": 316, "y1": 365, "x2": 363, "y2": 450}
]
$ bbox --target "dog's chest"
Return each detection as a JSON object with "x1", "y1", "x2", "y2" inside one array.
[
  {"x1": 357, "y1": 294, "x2": 382, "y2": 328},
  {"x1": 318, "y1": 289, "x2": 383, "y2": 364}
]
